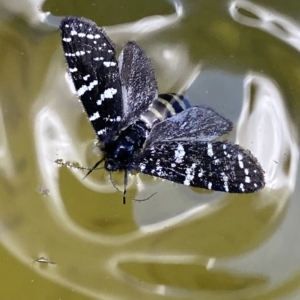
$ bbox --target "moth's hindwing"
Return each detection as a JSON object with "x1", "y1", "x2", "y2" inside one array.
[
  {"x1": 144, "y1": 105, "x2": 233, "y2": 147},
  {"x1": 136, "y1": 141, "x2": 265, "y2": 193},
  {"x1": 60, "y1": 17, "x2": 123, "y2": 144},
  {"x1": 118, "y1": 41, "x2": 158, "y2": 128}
]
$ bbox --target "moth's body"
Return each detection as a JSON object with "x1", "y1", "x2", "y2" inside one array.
[
  {"x1": 103, "y1": 94, "x2": 191, "y2": 173},
  {"x1": 103, "y1": 121, "x2": 147, "y2": 172},
  {"x1": 60, "y1": 16, "x2": 265, "y2": 203}
]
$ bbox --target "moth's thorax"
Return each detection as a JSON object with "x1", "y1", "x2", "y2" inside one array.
[{"x1": 104, "y1": 121, "x2": 148, "y2": 171}]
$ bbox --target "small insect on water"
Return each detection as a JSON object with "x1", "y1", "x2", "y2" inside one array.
[{"x1": 60, "y1": 16, "x2": 265, "y2": 203}]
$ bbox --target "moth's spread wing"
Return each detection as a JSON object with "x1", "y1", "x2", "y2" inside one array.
[
  {"x1": 118, "y1": 41, "x2": 158, "y2": 127},
  {"x1": 144, "y1": 106, "x2": 233, "y2": 147},
  {"x1": 135, "y1": 141, "x2": 265, "y2": 193},
  {"x1": 60, "y1": 17, "x2": 123, "y2": 144}
]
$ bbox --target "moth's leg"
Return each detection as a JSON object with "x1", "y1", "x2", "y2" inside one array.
[{"x1": 83, "y1": 157, "x2": 105, "y2": 179}]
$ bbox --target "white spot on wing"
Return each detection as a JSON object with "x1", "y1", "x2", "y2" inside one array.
[
  {"x1": 238, "y1": 154, "x2": 244, "y2": 169},
  {"x1": 83, "y1": 75, "x2": 90, "y2": 81},
  {"x1": 213, "y1": 158, "x2": 220, "y2": 165},
  {"x1": 239, "y1": 183, "x2": 245, "y2": 192},
  {"x1": 77, "y1": 85, "x2": 87, "y2": 97},
  {"x1": 224, "y1": 182, "x2": 229, "y2": 192},
  {"x1": 89, "y1": 112, "x2": 100, "y2": 121},
  {"x1": 103, "y1": 61, "x2": 117, "y2": 67},
  {"x1": 88, "y1": 80, "x2": 98, "y2": 91},
  {"x1": 156, "y1": 165, "x2": 163, "y2": 176},
  {"x1": 207, "y1": 143, "x2": 213, "y2": 157},
  {"x1": 174, "y1": 144, "x2": 185, "y2": 163},
  {"x1": 184, "y1": 163, "x2": 196, "y2": 186},
  {"x1": 77, "y1": 80, "x2": 98, "y2": 96},
  {"x1": 222, "y1": 173, "x2": 229, "y2": 183},
  {"x1": 75, "y1": 51, "x2": 85, "y2": 56},
  {"x1": 97, "y1": 128, "x2": 107, "y2": 135},
  {"x1": 103, "y1": 88, "x2": 117, "y2": 99},
  {"x1": 198, "y1": 168, "x2": 204, "y2": 177},
  {"x1": 97, "y1": 98, "x2": 103, "y2": 105}
]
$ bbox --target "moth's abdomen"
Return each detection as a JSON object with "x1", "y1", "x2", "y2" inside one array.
[{"x1": 140, "y1": 93, "x2": 191, "y2": 128}]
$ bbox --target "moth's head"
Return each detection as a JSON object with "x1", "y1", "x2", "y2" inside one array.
[{"x1": 105, "y1": 158, "x2": 125, "y2": 172}]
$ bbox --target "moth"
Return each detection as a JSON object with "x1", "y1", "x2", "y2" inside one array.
[{"x1": 60, "y1": 16, "x2": 265, "y2": 203}]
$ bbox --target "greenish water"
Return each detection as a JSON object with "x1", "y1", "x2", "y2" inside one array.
[{"x1": 0, "y1": 0, "x2": 300, "y2": 299}]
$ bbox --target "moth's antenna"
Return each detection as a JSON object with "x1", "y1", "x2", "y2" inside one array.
[
  {"x1": 109, "y1": 171, "x2": 122, "y2": 194},
  {"x1": 55, "y1": 159, "x2": 104, "y2": 173},
  {"x1": 108, "y1": 171, "x2": 156, "y2": 203},
  {"x1": 77, "y1": 165, "x2": 105, "y2": 172},
  {"x1": 133, "y1": 192, "x2": 157, "y2": 202},
  {"x1": 83, "y1": 157, "x2": 105, "y2": 179},
  {"x1": 123, "y1": 170, "x2": 128, "y2": 204}
]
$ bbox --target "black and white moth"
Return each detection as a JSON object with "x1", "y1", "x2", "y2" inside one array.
[{"x1": 60, "y1": 16, "x2": 265, "y2": 203}]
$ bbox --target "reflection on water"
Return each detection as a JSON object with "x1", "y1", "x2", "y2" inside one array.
[
  {"x1": 0, "y1": 105, "x2": 14, "y2": 178},
  {"x1": 230, "y1": 0, "x2": 300, "y2": 51},
  {"x1": 33, "y1": 256, "x2": 56, "y2": 265},
  {"x1": 0, "y1": 0, "x2": 300, "y2": 299},
  {"x1": 237, "y1": 73, "x2": 298, "y2": 195}
]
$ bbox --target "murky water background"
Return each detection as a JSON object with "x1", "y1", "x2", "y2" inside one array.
[{"x1": 1, "y1": 0, "x2": 300, "y2": 299}]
